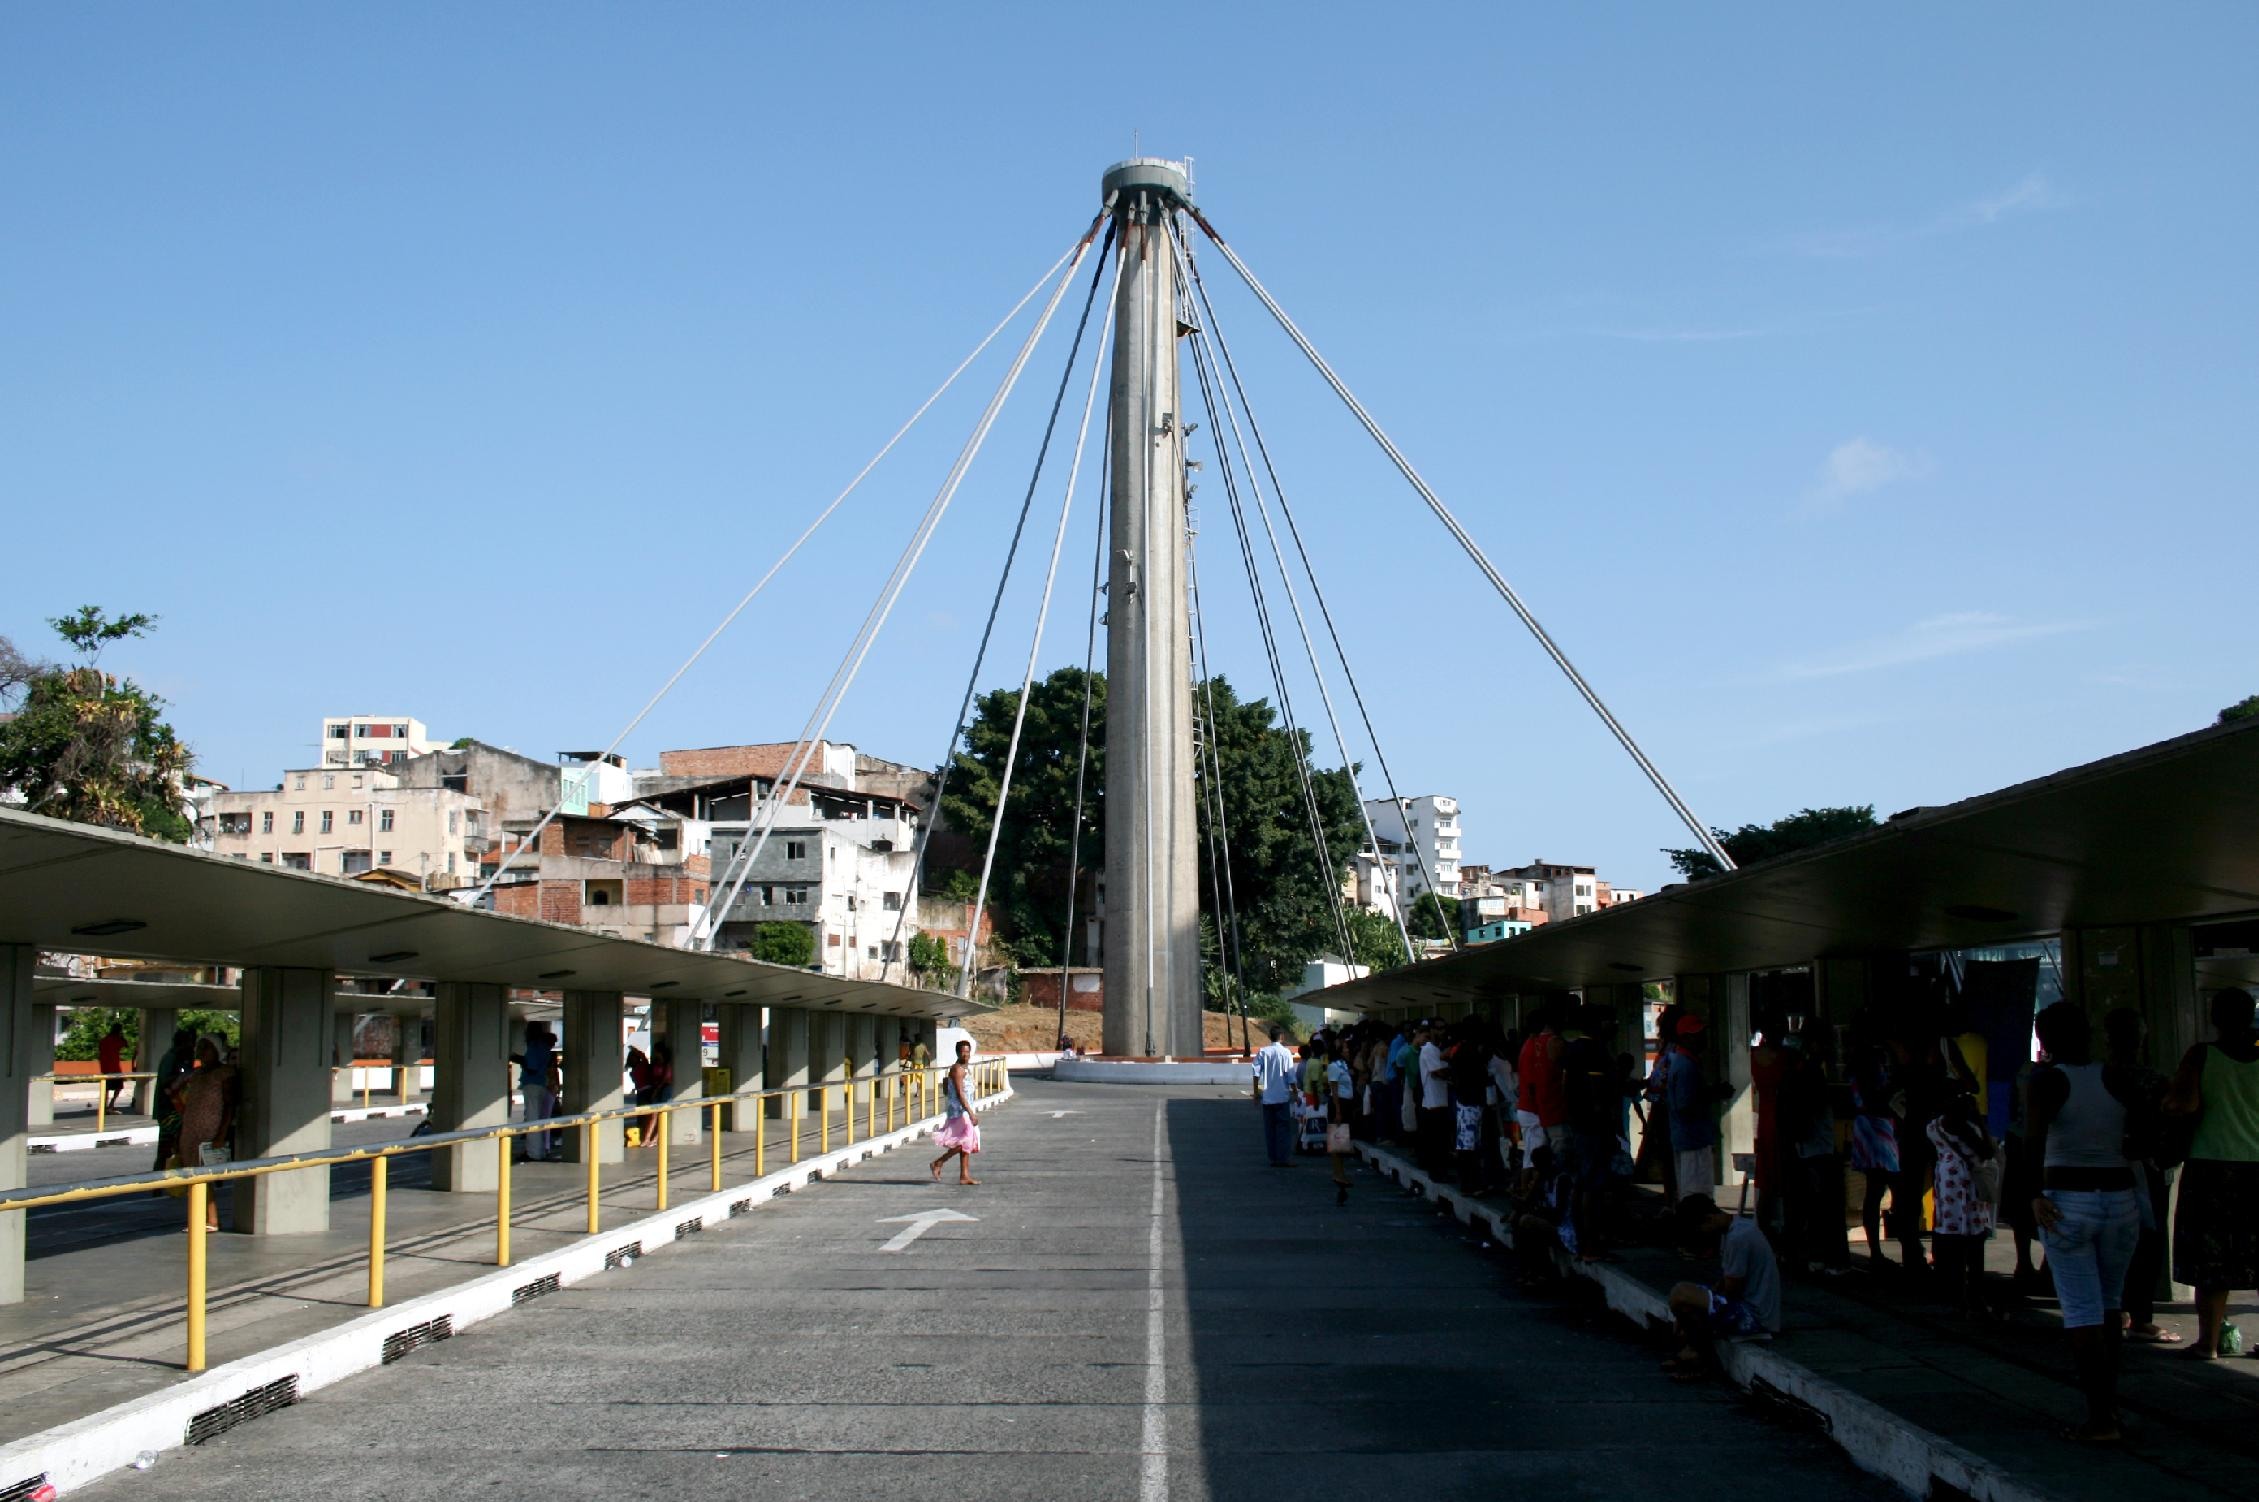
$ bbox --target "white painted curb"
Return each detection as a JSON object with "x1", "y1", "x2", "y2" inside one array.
[
  {"x1": 1352, "y1": 1140, "x2": 2051, "y2": 1502},
  {"x1": 0, "y1": 1086, "x2": 1016, "y2": 1498},
  {"x1": 1054, "y1": 1059, "x2": 1247, "y2": 1085},
  {"x1": 30, "y1": 1103, "x2": 432, "y2": 1156}
]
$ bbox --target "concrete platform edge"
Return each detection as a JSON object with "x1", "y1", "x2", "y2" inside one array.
[
  {"x1": 0, "y1": 1085, "x2": 1016, "y2": 1497},
  {"x1": 1351, "y1": 1139, "x2": 2054, "y2": 1502},
  {"x1": 29, "y1": 1103, "x2": 432, "y2": 1155}
]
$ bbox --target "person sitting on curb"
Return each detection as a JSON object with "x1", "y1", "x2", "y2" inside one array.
[{"x1": 1663, "y1": 1194, "x2": 1782, "y2": 1380}]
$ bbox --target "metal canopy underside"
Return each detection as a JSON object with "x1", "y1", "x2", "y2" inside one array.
[
  {"x1": 1317, "y1": 719, "x2": 2259, "y2": 1015},
  {"x1": 0, "y1": 807, "x2": 982, "y2": 1021},
  {"x1": 28, "y1": 975, "x2": 563, "y2": 1020}
]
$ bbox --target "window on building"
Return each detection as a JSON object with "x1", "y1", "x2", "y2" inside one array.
[
  {"x1": 786, "y1": 840, "x2": 806, "y2": 860},
  {"x1": 394, "y1": 723, "x2": 409, "y2": 737},
  {"x1": 448, "y1": 810, "x2": 461, "y2": 834},
  {"x1": 320, "y1": 810, "x2": 334, "y2": 834},
  {"x1": 761, "y1": 885, "x2": 775, "y2": 906},
  {"x1": 446, "y1": 853, "x2": 456, "y2": 875},
  {"x1": 441, "y1": 773, "x2": 468, "y2": 793},
  {"x1": 259, "y1": 852, "x2": 274, "y2": 864},
  {"x1": 282, "y1": 852, "x2": 311, "y2": 870},
  {"x1": 589, "y1": 888, "x2": 611, "y2": 906},
  {"x1": 322, "y1": 773, "x2": 336, "y2": 790},
  {"x1": 348, "y1": 808, "x2": 364, "y2": 825},
  {"x1": 261, "y1": 811, "x2": 274, "y2": 834},
  {"x1": 787, "y1": 886, "x2": 808, "y2": 904},
  {"x1": 883, "y1": 891, "x2": 902, "y2": 911},
  {"x1": 354, "y1": 724, "x2": 369, "y2": 738},
  {"x1": 293, "y1": 775, "x2": 307, "y2": 791},
  {"x1": 379, "y1": 850, "x2": 393, "y2": 866},
  {"x1": 379, "y1": 808, "x2": 395, "y2": 832},
  {"x1": 328, "y1": 724, "x2": 349, "y2": 740},
  {"x1": 341, "y1": 850, "x2": 372, "y2": 875},
  {"x1": 292, "y1": 810, "x2": 306, "y2": 834},
  {"x1": 217, "y1": 812, "x2": 253, "y2": 836}
]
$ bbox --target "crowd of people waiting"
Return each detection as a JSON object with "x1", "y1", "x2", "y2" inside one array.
[{"x1": 1256, "y1": 983, "x2": 2259, "y2": 1439}]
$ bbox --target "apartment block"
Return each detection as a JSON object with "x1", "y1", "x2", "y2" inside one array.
[
  {"x1": 1362, "y1": 794, "x2": 1462, "y2": 903},
  {"x1": 320, "y1": 714, "x2": 442, "y2": 768},
  {"x1": 208, "y1": 766, "x2": 485, "y2": 886}
]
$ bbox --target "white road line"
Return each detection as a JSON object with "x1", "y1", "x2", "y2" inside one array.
[{"x1": 1140, "y1": 1101, "x2": 1167, "y2": 1502}]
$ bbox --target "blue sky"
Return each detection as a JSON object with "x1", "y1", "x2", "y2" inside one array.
[{"x1": 5, "y1": 5, "x2": 2254, "y2": 893}]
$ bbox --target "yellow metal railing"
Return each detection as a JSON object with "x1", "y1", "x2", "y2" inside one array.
[
  {"x1": 34, "y1": 1070, "x2": 158, "y2": 1135},
  {"x1": 0, "y1": 1057, "x2": 1012, "y2": 1375}
]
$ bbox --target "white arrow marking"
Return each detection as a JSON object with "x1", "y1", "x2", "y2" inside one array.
[
  {"x1": 1048, "y1": 1110, "x2": 1079, "y2": 1119},
  {"x1": 877, "y1": 1207, "x2": 978, "y2": 1252}
]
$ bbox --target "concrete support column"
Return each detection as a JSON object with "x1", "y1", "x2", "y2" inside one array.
[
  {"x1": 133, "y1": 1007, "x2": 178, "y2": 1116},
  {"x1": 390, "y1": 1013, "x2": 421, "y2": 1105},
  {"x1": 1, "y1": 946, "x2": 34, "y2": 1302},
  {"x1": 564, "y1": 990, "x2": 624, "y2": 1165},
  {"x1": 26, "y1": 1003, "x2": 56, "y2": 1131},
  {"x1": 431, "y1": 984, "x2": 507, "y2": 1192},
  {"x1": 237, "y1": 966, "x2": 335, "y2": 1236},
  {"x1": 874, "y1": 1017, "x2": 901, "y2": 1102},
  {"x1": 848, "y1": 1015, "x2": 876, "y2": 1130},
  {"x1": 331, "y1": 1009, "x2": 360, "y2": 1106},
  {"x1": 658, "y1": 999, "x2": 703, "y2": 1146},
  {"x1": 812, "y1": 1013, "x2": 847, "y2": 1135},
  {"x1": 766, "y1": 1007, "x2": 810, "y2": 1120},
  {"x1": 718, "y1": 1005, "x2": 765, "y2": 1132}
]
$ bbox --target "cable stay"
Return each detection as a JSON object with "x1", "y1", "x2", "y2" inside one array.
[
  {"x1": 1052, "y1": 407, "x2": 1111, "y2": 1040},
  {"x1": 1171, "y1": 226, "x2": 1457, "y2": 952},
  {"x1": 1178, "y1": 270, "x2": 1359, "y2": 972},
  {"x1": 1187, "y1": 538, "x2": 1253, "y2": 1055},
  {"x1": 956, "y1": 244, "x2": 1127, "y2": 997},
  {"x1": 475, "y1": 231, "x2": 1097, "y2": 907},
  {"x1": 1185, "y1": 210, "x2": 1736, "y2": 873},
  {"x1": 872, "y1": 221, "x2": 1121, "y2": 981},
  {"x1": 700, "y1": 214, "x2": 1109, "y2": 947},
  {"x1": 1168, "y1": 223, "x2": 1418, "y2": 967}
]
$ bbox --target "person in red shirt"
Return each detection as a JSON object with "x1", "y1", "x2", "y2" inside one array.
[
  {"x1": 95, "y1": 1022, "x2": 130, "y2": 1111},
  {"x1": 1516, "y1": 1001, "x2": 1568, "y2": 1185}
]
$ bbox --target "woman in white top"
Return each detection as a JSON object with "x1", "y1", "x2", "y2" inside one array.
[{"x1": 1324, "y1": 1034, "x2": 1357, "y2": 1207}]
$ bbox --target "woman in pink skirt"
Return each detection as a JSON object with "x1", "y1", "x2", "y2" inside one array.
[{"x1": 930, "y1": 1039, "x2": 981, "y2": 1186}]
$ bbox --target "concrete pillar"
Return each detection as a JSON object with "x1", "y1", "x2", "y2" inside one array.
[
  {"x1": 133, "y1": 1007, "x2": 178, "y2": 1115},
  {"x1": 766, "y1": 1007, "x2": 810, "y2": 1119},
  {"x1": 1, "y1": 947, "x2": 34, "y2": 1302},
  {"x1": 564, "y1": 990, "x2": 624, "y2": 1164},
  {"x1": 431, "y1": 984, "x2": 508, "y2": 1192},
  {"x1": 874, "y1": 1016, "x2": 901, "y2": 1098},
  {"x1": 813, "y1": 1012, "x2": 848, "y2": 1135},
  {"x1": 390, "y1": 1013, "x2": 421, "y2": 1105},
  {"x1": 236, "y1": 966, "x2": 335, "y2": 1236},
  {"x1": 658, "y1": 999, "x2": 703, "y2": 1146},
  {"x1": 331, "y1": 1008, "x2": 360, "y2": 1105},
  {"x1": 848, "y1": 1014, "x2": 876, "y2": 1130},
  {"x1": 1100, "y1": 161, "x2": 1203, "y2": 1060},
  {"x1": 26, "y1": 1003, "x2": 56, "y2": 1130},
  {"x1": 718, "y1": 1005, "x2": 765, "y2": 1132}
]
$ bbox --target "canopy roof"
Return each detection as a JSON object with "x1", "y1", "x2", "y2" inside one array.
[
  {"x1": 1319, "y1": 718, "x2": 2259, "y2": 1015},
  {"x1": 0, "y1": 807, "x2": 979, "y2": 1020}
]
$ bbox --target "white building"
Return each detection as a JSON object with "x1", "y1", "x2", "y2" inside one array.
[
  {"x1": 1345, "y1": 849, "x2": 1403, "y2": 921},
  {"x1": 1362, "y1": 794, "x2": 1462, "y2": 903},
  {"x1": 1498, "y1": 859, "x2": 1601, "y2": 921},
  {"x1": 321, "y1": 714, "x2": 443, "y2": 768},
  {"x1": 209, "y1": 766, "x2": 485, "y2": 887}
]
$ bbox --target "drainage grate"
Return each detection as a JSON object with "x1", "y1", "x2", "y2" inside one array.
[
  {"x1": 674, "y1": 1217, "x2": 703, "y2": 1240},
  {"x1": 186, "y1": 1375, "x2": 299, "y2": 1445},
  {"x1": 727, "y1": 1198, "x2": 751, "y2": 1218},
  {"x1": 27, "y1": 1144, "x2": 54, "y2": 1155},
  {"x1": 0, "y1": 1473, "x2": 50, "y2": 1502},
  {"x1": 604, "y1": 1241, "x2": 643, "y2": 1269},
  {"x1": 95, "y1": 1137, "x2": 130, "y2": 1148},
  {"x1": 380, "y1": 1315, "x2": 454, "y2": 1365},
  {"x1": 511, "y1": 1272, "x2": 562, "y2": 1306}
]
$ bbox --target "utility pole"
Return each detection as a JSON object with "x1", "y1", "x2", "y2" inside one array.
[{"x1": 1099, "y1": 158, "x2": 1203, "y2": 1060}]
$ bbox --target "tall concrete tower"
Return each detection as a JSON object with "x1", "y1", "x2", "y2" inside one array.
[{"x1": 1099, "y1": 158, "x2": 1204, "y2": 1059}]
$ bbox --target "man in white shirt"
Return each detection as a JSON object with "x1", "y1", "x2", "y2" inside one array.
[
  {"x1": 1251, "y1": 1025, "x2": 1300, "y2": 1166},
  {"x1": 1416, "y1": 1023, "x2": 1452, "y2": 1177}
]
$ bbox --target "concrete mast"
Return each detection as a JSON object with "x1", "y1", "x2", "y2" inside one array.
[{"x1": 1099, "y1": 157, "x2": 1203, "y2": 1060}]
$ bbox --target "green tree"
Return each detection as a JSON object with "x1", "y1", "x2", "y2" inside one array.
[
  {"x1": 57, "y1": 1006, "x2": 239, "y2": 1062},
  {"x1": 942, "y1": 670, "x2": 1366, "y2": 995},
  {"x1": 938, "y1": 667, "x2": 1106, "y2": 969},
  {"x1": 749, "y1": 922, "x2": 815, "y2": 968},
  {"x1": 907, "y1": 930, "x2": 951, "y2": 988},
  {"x1": 0, "y1": 608, "x2": 193, "y2": 840},
  {"x1": 2221, "y1": 695, "x2": 2259, "y2": 725},
  {"x1": 1407, "y1": 891, "x2": 1462, "y2": 942},
  {"x1": 1663, "y1": 804, "x2": 1879, "y2": 880},
  {"x1": 1347, "y1": 908, "x2": 1408, "y2": 973}
]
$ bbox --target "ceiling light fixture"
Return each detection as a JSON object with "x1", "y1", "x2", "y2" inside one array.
[
  {"x1": 369, "y1": 950, "x2": 419, "y2": 964},
  {"x1": 70, "y1": 919, "x2": 146, "y2": 937}
]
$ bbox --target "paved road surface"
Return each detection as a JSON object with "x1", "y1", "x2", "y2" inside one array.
[{"x1": 81, "y1": 1078, "x2": 1890, "y2": 1501}]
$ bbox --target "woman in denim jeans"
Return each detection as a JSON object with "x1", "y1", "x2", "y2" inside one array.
[{"x1": 2027, "y1": 1001, "x2": 2145, "y2": 1445}]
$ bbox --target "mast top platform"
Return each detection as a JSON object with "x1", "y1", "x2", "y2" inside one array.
[{"x1": 1101, "y1": 157, "x2": 1193, "y2": 212}]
